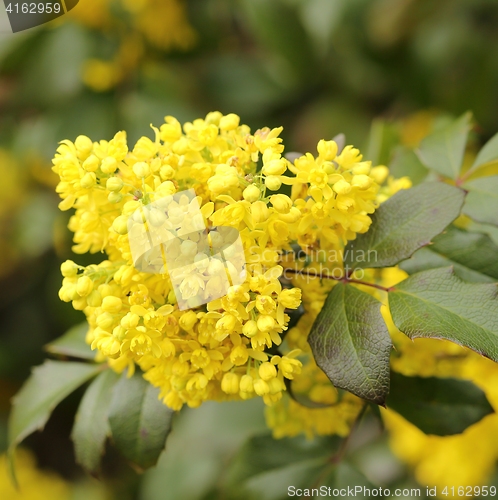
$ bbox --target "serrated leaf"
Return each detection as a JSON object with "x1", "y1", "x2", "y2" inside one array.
[
  {"x1": 468, "y1": 131, "x2": 498, "y2": 174},
  {"x1": 387, "y1": 372, "x2": 494, "y2": 435},
  {"x1": 389, "y1": 146, "x2": 428, "y2": 185},
  {"x1": 108, "y1": 371, "x2": 174, "y2": 470},
  {"x1": 400, "y1": 225, "x2": 498, "y2": 283},
  {"x1": 8, "y1": 361, "x2": 102, "y2": 451},
  {"x1": 308, "y1": 283, "x2": 391, "y2": 406},
  {"x1": 344, "y1": 182, "x2": 465, "y2": 269},
  {"x1": 225, "y1": 433, "x2": 338, "y2": 500},
  {"x1": 462, "y1": 176, "x2": 498, "y2": 226},
  {"x1": 71, "y1": 369, "x2": 120, "y2": 472},
  {"x1": 416, "y1": 112, "x2": 471, "y2": 179},
  {"x1": 45, "y1": 322, "x2": 95, "y2": 360},
  {"x1": 389, "y1": 267, "x2": 498, "y2": 362}
]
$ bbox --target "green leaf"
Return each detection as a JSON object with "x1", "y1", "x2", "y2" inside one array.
[
  {"x1": 226, "y1": 433, "x2": 333, "y2": 486},
  {"x1": 469, "y1": 131, "x2": 498, "y2": 173},
  {"x1": 389, "y1": 146, "x2": 428, "y2": 185},
  {"x1": 462, "y1": 176, "x2": 498, "y2": 226},
  {"x1": 8, "y1": 361, "x2": 102, "y2": 451},
  {"x1": 389, "y1": 267, "x2": 498, "y2": 362},
  {"x1": 308, "y1": 283, "x2": 391, "y2": 406},
  {"x1": 108, "y1": 371, "x2": 174, "y2": 470},
  {"x1": 225, "y1": 433, "x2": 338, "y2": 499},
  {"x1": 366, "y1": 119, "x2": 400, "y2": 166},
  {"x1": 400, "y1": 225, "x2": 498, "y2": 283},
  {"x1": 416, "y1": 112, "x2": 471, "y2": 179},
  {"x1": 344, "y1": 182, "x2": 465, "y2": 269},
  {"x1": 45, "y1": 322, "x2": 95, "y2": 360},
  {"x1": 71, "y1": 369, "x2": 120, "y2": 472},
  {"x1": 388, "y1": 372, "x2": 494, "y2": 435}
]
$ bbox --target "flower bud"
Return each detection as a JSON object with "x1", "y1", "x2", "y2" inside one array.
[
  {"x1": 242, "y1": 320, "x2": 258, "y2": 338},
  {"x1": 259, "y1": 361, "x2": 277, "y2": 381},
  {"x1": 121, "y1": 312, "x2": 140, "y2": 329},
  {"x1": 370, "y1": 165, "x2": 389, "y2": 184},
  {"x1": 96, "y1": 312, "x2": 114, "y2": 330},
  {"x1": 61, "y1": 260, "x2": 78, "y2": 277},
  {"x1": 219, "y1": 113, "x2": 240, "y2": 131},
  {"x1": 112, "y1": 215, "x2": 129, "y2": 235},
  {"x1": 133, "y1": 161, "x2": 151, "y2": 178},
  {"x1": 113, "y1": 326, "x2": 127, "y2": 341},
  {"x1": 243, "y1": 184, "x2": 261, "y2": 202},
  {"x1": 102, "y1": 296, "x2": 122, "y2": 313},
  {"x1": 106, "y1": 177, "x2": 123, "y2": 192},
  {"x1": 268, "y1": 377, "x2": 285, "y2": 394},
  {"x1": 86, "y1": 290, "x2": 102, "y2": 307},
  {"x1": 179, "y1": 310, "x2": 197, "y2": 331},
  {"x1": 253, "y1": 378, "x2": 270, "y2": 396},
  {"x1": 147, "y1": 208, "x2": 166, "y2": 227},
  {"x1": 207, "y1": 258, "x2": 225, "y2": 276},
  {"x1": 180, "y1": 240, "x2": 197, "y2": 256},
  {"x1": 251, "y1": 201, "x2": 269, "y2": 224},
  {"x1": 75, "y1": 135, "x2": 93, "y2": 155},
  {"x1": 82, "y1": 154, "x2": 99, "y2": 172},
  {"x1": 262, "y1": 159, "x2": 287, "y2": 176},
  {"x1": 221, "y1": 372, "x2": 240, "y2": 394},
  {"x1": 257, "y1": 315, "x2": 276, "y2": 332},
  {"x1": 108, "y1": 192, "x2": 123, "y2": 203},
  {"x1": 352, "y1": 162, "x2": 371, "y2": 175},
  {"x1": 351, "y1": 174, "x2": 373, "y2": 190},
  {"x1": 333, "y1": 179, "x2": 351, "y2": 195},
  {"x1": 80, "y1": 172, "x2": 96, "y2": 189},
  {"x1": 101, "y1": 157, "x2": 118, "y2": 174},
  {"x1": 240, "y1": 375, "x2": 254, "y2": 393},
  {"x1": 230, "y1": 345, "x2": 249, "y2": 366},
  {"x1": 270, "y1": 194, "x2": 292, "y2": 214},
  {"x1": 278, "y1": 288, "x2": 302, "y2": 309},
  {"x1": 98, "y1": 284, "x2": 113, "y2": 297},
  {"x1": 317, "y1": 139, "x2": 338, "y2": 160},
  {"x1": 265, "y1": 175, "x2": 282, "y2": 191},
  {"x1": 76, "y1": 275, "x2": 93, "y2": 297},
  {"x1": 72, "y1": 297, "x2": 87, "y2": 311}
]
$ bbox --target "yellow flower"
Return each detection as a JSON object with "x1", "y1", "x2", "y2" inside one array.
[
  {"x1": 53, "y1": 111, "x2": 400, "y2": 418},
  {"x1": 0, "y1": 449, "x2": 70, "y2": 500}
]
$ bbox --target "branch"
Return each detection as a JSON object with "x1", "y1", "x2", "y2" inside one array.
[{"x1": 282, "y1": 267, "x2": 394, "y2": 293}]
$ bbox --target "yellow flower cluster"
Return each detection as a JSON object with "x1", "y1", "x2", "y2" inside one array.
[
  {"x1": 0, "y1": 450, "x2": 70, "y2": 500},
  {"x1": 379, "y1": 268, "x2": 498, "y2": 496},
  {"x1": 53, "y1": 111, "x2": 391, "y2": 415},
  {"x1": 67, "y1": 0, "x2": 196, "y2": 92}
]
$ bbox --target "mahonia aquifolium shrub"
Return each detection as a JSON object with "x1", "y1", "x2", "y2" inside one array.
[{"x1": 53, "y1": 112, "x2": 410, "y2": 434}]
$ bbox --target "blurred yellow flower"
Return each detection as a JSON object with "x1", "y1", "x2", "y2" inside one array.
[{"x1": 0, "y1": 450, "x2": 70, "y2": 500}]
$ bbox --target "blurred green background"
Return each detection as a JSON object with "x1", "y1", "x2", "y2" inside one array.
[{"x1": 1, "y1": 0, "x2": 498, "y2": 498}]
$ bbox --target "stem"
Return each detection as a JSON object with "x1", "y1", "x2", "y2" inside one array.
[{"x1": 283, "y1": 268, "x2": 394, "y2": 293}]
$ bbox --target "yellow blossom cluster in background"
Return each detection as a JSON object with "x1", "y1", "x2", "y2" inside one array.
[
  {"x1": 67, "y1": 0, "x2": 196, "y2": 92},
  {"x1": 53, "y1": 111, "x2": 395, "y2": 418},
  {"x1": 0, "y1": 449, "x2": 70, "y2": 500},
  {"x1": 379, "y1": 268, "x2": 498, "y2": 496}
]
